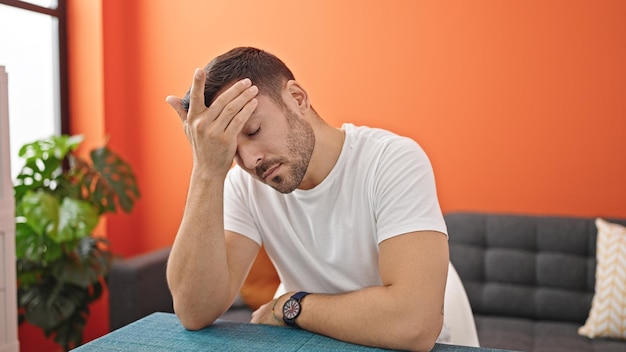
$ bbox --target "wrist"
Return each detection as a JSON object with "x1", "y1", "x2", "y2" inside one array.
[
  {"x1": 272, "y1": 292, "x2": 291, "y2": 324},
  {"x1": 190, "y1": 167, "x2": 227, "y2": 184}
]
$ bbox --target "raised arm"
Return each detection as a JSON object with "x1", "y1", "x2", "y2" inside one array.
[
  {"x1": 252, "y1": 230, "x2": 449, "y2": 352},
  {"x1": 165, "y1": 69, "x2": 260, "y2": 330}
]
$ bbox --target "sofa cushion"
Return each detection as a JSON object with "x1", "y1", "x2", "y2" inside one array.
[
  {"x1": 578, "y1": 218, "x2": 626, "y2": 339},
  {"x1": 476, "y1": 315, "x2": 625, "y2": 352}
]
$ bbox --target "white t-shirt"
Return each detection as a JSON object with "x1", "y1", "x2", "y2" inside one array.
[{"x1": 224, "y1": 123, "x2": 447, "y2": 294}]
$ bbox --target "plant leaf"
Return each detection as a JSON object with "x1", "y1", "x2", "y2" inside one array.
[
  {"x1": 18, "y1": 191, "x2": 98, "y2": 244},
  {"x1": 76, "y1": 237, "x2": 112, "y2": 278},
  {"x1": 18, "y1": 280, "x2": 85, "y2": 331},
  {"x1": 52, "y1": 237, "x2": 112, "y2": 288},
  {"x1": 15, "y1": 221, "x2": 63, "y2": 264},
  {"x1": 14, "y1": 135, "x2": 83, "y2": 202},
  {"x1": 87, "y1": 279, "x2": 105, "y2": 303},
  {"x1": 19, "y1": 191, "x2": 60, "y2": 237},
  {"x1": 53, "y1": 306, "x2": 88, "y2": 350},
  {"x1": 56, "y1": 198, "x2": 99, "y2": 243},
  {"x1": 88, "y1": 146, "x2": 140, "y2": 214},
  {"x1": 17, "y1": 134, "x2": 83, "y2": 163}
]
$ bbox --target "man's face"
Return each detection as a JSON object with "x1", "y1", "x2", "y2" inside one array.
[{"x1": 234, "y1": 94, "x2": 315, "y2": 194}]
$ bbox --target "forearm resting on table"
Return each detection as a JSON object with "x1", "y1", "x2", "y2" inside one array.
[
  {"x1": 167, "y1": 235, "x2": 256, "y2": 331},
  {"x1": 166, "y1": 178, "x2": 236, "y2": 329},
  {"x1": 284, "y1": 285, "x2": 444, "y2": 352},
  {"x1": 281, "y1": 232, "x2": 448, "y2": 352}
]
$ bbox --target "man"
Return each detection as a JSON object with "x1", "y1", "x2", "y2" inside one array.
[{"x1": 165, "y1": 47, "x2": 449, "y2": 351}]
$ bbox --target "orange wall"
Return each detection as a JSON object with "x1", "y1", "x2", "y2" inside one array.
[
  {"x1": 102, "y1": 0, "x2": 626, "y2": 256},
  {"x1": 21, "y1": 0, "x2": 626, "y2": 351}
]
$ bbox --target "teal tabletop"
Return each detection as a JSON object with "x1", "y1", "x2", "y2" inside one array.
[{"x1": 73, "y1": 312, "x2": 514, "y2": 352}]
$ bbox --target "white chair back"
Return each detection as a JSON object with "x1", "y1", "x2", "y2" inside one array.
[{"x1": 440, "y1": 262, "x2": 480, "y2": 347}]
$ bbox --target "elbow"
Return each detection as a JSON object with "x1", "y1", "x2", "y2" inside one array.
[
  {"x1": 178, "y1": 317, "x2": 211, "y2": 331},
  {"x1": 400, "y1": 329, "x2": 439, "y2": 352},
  {"x1": 178, "y1": 317, "x2": 214, "y2": 331},
  {"x1": 174, "y1": 304, "x2": 221, "y2": 331},
  {"x1": 395, "y1": 313, "x2": 443, "y2": 352},
  {"x1": 167, "y1": 280, "x2": 231, "y2": 330},
  {"x1": 171, "y1": 292, "x2": 225, "y2": 331},
  {"x1": 403, "y1": 335, "x2": 438, "y2": 352}
]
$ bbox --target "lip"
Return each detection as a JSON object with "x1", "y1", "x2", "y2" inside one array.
[{"x1": 262, "y1": 164, "x2": 281, "y2": 180}]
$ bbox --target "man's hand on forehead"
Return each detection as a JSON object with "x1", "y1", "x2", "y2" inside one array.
[{"x1": 166, "y1": 68, "x2": 258, "y2": 178}]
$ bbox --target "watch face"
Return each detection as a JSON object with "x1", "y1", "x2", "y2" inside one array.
[{"x1": 283, "y1": 298, "x2": 301, "y2": 320}]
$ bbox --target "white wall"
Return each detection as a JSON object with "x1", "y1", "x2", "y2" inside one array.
[{"x1": 0, "y1": 66, "x2": 19, "y2": 352}]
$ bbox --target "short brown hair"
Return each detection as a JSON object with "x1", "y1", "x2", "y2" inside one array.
[{"x1": 182, "y1": 47, "x2": 295, "y2": 110}]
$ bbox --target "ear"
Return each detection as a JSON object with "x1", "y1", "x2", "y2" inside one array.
[{"x1": 285, "y1": 80, "x2": 310, "y2": 114}]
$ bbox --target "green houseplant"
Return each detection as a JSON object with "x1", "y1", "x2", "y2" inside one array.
[{"x1": 13, "y1": 135, "x2": 140, "y2": 350}]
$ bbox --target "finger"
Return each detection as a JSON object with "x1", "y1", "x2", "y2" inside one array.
[
  {"x1": 187, "y1": 68, "x2": 207, "y2": 118},
  {"x1": 165, "y1": 95, "x2": 187, "y2": 123},
  {"x1": 224, "y1": 97, "x2": 258, "y2": 136},
  {"x1": 214, "y1": 85, "x2": 258, "y2": 133},
  {"x1": 208, "y1": 78, "x2": 253, "y2": 116},
  {"x1": 250, "y1": 308, "x2": 260, "y2": 324}
]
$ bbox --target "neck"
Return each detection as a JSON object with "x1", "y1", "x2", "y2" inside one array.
[{"x1": 297, "y1": 120, "x2": 344, "y2": 190}]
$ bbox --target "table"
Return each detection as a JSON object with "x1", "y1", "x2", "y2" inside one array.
[{"x1": 73, "y1": 312, "x2": 514, "y2": 352}]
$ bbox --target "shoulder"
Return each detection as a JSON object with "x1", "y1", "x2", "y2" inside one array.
[
  {"x1": 343, "y1": 123, "x2": 429, "y2": 166},
  {"x1": 345, "y1": 123, "x2": 422, "y2": 151}
]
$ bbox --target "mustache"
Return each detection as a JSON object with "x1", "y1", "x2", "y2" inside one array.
[{"x1": 256, "y1": 159, "x2": 285, "y2": 179}]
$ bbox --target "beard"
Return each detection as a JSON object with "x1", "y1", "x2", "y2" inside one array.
[{"x1": 255, "y1": 109, "x2": 315, "y2": 194}]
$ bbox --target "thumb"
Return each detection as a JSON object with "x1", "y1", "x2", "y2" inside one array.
[{"x1": 166, "y1": 95, "x2": 187, "y2": 123}]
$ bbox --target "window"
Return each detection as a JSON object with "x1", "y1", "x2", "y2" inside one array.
[{"x1": 0, "y1": 0, "x2": 67, "y2": 179}]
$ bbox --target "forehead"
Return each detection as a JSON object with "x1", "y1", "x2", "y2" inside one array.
[{"x1": 247, "y1": 94, "x2": 285, "y2": 121}]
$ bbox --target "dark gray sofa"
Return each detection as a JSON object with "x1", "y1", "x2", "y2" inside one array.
[
  {"x1": 108, "y1": 212, "x2": 626, "y2": 351},
  {"x1": 446, "y1": 212, "x2": 625, "y2": 352}
]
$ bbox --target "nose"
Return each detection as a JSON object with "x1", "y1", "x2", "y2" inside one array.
[{"x1": 236, "y1": 142, "x2": 263, "y2": 171}]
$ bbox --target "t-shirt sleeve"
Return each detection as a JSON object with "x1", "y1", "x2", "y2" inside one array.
[
  {"x1": 373, "y1": 138, "x2": 448, "y2": 244},
  {"x1": 223, "y1": 167, "x2": 263, "y2": 245}
]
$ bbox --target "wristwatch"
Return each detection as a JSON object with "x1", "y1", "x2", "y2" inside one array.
[{"x1": 282, "y1": 291, "x2": 309, "y2": 328}]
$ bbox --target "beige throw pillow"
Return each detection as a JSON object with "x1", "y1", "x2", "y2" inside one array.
[{"x1": 578, "y1": 218, "x2": 626, "y2": 339}]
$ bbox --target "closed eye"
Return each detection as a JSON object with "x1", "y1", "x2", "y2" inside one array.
[{"x1": 248, "y1": 126, "x2": 261, "y2": 137}]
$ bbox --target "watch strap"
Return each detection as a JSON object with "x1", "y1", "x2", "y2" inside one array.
[{"x1": 291, "y1": 291, "x2": 309, "y2": 301}]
